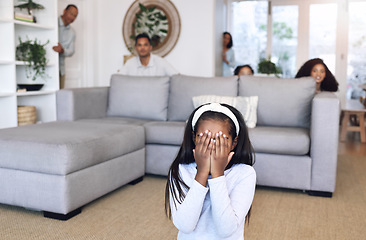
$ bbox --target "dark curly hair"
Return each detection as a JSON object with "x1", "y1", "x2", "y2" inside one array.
[{"x1": 295, "y1": 58, "x2": 339, "y2": 92}]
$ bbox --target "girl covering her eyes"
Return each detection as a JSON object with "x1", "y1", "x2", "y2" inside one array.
[{"x1": 165, "y1": 103, "x2": 256, "y2": 240}]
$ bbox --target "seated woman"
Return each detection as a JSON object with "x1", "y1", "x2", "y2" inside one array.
[
  {"x1": 234, "y1": 64, "x2": 254, "y2": 76},
  {"x1": 295, "y1": 58, "x2": 339, "y2": 93}
]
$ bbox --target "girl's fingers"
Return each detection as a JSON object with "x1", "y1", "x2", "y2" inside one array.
[
  {"x1": 213, "y1": 131, "x2": 230, "y2": 158},
  {"x1": 214, "y1": 132, "x2": 220, "y2": 154},
  {"x1": 195, "y1": 131, "x2": 205, "y2": 149},
  {"x1": 204, "y1": 131, "x2": 212, "y2": 152},
  {"x1": 197, "y1": 131, "x2": 204, "y2": 143},
  {"x1": 196, "y1": 130, "x2": 212, "y2": 153},
  {"x1": 216, "y1": 131, "x2": 226, "y2": 154},
  {"x1": 222, "y1": 133, "x2": 228, "y2": 153},
  {"x1": 208, "y1": 138, "x2": 214, "y2": 152}
]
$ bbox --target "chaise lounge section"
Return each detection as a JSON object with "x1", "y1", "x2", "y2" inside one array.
[{"x1": 0, "y1": 121, "x2": 145, "y2": 220}]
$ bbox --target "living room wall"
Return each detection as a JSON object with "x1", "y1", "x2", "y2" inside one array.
[{"x1": 89, "y1": 0, "x2": 225, "y2": 86}]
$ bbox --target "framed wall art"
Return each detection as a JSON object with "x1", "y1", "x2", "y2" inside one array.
[{"x1": 122, "y1": 0, "x2": 181, "y2": 57}]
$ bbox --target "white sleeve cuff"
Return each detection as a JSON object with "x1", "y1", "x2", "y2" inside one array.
[
  {"x1": 208, "y1": 175, "x2": 226, "y2": 186},
  {"x1": 192, "y1": 179, "x2": 209, "y2": 193}
]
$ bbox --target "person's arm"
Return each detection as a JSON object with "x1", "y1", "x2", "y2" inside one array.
[
  {"x1": 171, "y1": 131, "x2": 212, "y2": 233},
  {"x1": 62, "y1": 33, "x2": 76, "y2": 57},
  {"x1": 209, "y1": 167, "x2": 256, "y2": 238},
  {"x1": 226, "y1": 49, "x2": 236, "y2": 68},
  {"x1": 170, "y1": 176, "x2": 208, "y2": 233},
  {"x1": 52, "y1": 43, "x2": 63, "y2": 53}
]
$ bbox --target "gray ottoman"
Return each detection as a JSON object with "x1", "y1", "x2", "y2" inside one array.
[{"x1": 0, "y1": 121, "x2": 145, "y2": 220}]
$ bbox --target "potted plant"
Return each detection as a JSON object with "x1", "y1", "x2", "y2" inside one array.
[
  {"x1": 257, "y1": 56, "x2": 282, "y2": 77},
  {"x1": 16, "y1": 37, "x2": 49, "y2": 81},
  {"x1": 130, "y1": 3, "x2": 169, "y2": 49}
]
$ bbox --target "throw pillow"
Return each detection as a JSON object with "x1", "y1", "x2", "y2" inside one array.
[
  {"x1": 107, "y1": 74, "x2": 170, "y2": 121},
  {"x1": 238, "y1": 75, "x2": 315, "y2": 128},
  {"x1": 192, "y1": 95, "x2": 259, "y2": 128}
]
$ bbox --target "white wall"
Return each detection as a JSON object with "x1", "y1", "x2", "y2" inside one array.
[
  {"x1": 89, "y1": 0, "x2": 224, "y2": 86},
  {"x1": 214, "y1": 0, "x2": 227, "y2": 76},
  {"x1": 59, "y1": 0, "x2": 88, "y2": 88}
]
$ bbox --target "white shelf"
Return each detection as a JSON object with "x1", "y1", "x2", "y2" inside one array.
[
  {"x1": 0, "y1": 0, "x2": 58, "y2": 129},
  {"x1": 16, "y1": 90, "x2": 55, "y2": 96},
  {"x1": 15, "y1": 60, "x2": 56, "y2": 66},
  {"x1": 14, "y1": 19, "x2": 53, "y2": 30}
]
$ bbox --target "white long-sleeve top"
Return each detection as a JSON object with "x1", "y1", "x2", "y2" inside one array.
[
  {"x1": 58, "y1": 16, "x2": 76, "y2": 76},
  {"x1": 170, "y1": 162, "x2": 256, "y2": 240},
  {"x1": 223, "y1": 48, "x2": 236, "y2": 76}
]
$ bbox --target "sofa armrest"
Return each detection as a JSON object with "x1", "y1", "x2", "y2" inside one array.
[
  {"x1": 310, "y1": 92, "x2": 340, "y2": 193},
  {"x1": 56, "y1": 87, "x2": 109, "y2": 121}
]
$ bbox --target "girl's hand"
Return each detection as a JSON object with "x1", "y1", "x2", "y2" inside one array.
[
  {"x1": 210, "y1": 131, "x2": 234, "y2": 178},
  {"x1": 193, "y1": 130, "x2": 213, "y2": 186}
]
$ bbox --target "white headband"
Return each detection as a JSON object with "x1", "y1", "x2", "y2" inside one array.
[{"x1": 192, "y1": 103, "x2": 240, "y2": 136}]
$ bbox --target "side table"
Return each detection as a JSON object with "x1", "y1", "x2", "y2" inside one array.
[
  {"x1": 340, "y1": 99, "x2": 366, "y2": 143},
  {"x1": 360, "y1": 83, "x2": 366, "y2": 107}
]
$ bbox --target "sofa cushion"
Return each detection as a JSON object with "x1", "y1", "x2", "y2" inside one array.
[
  {"x1": 77, "y1": 117, "x2": 149, "y2": 126},
  {"x1": 144, "y1": 121, "x2": 186, "y2": 145},
  {"x1": 254, "y1": 153, "x2": 311, "y2": 190},
  {"x1": 146, "y1": 144, "x2": 180, "y2": 175},
  {"x1": 248, "y1": 126, "x2": 310, "y2": 155},
  {"x1": 168, "y1": 74, "x2": 238, "y2": 121},
  {"x1": 107, "y1": 74, "x2": 170, "y2": 121},
  {"x1": 0, "y1": 121, "x2": 145, "y2": 175},
  {"x1": 239, "y1": 76, "x2": 315, "y2": 128},
  {"x1": 192, "y1": 95, "x2": 258, "y2": 128}
]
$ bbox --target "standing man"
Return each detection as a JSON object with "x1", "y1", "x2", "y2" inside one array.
[
  {"x1": 121, "y1": 33, "x2": 178, "y2": 76},
  {"x1": 53, "y1": 4, "x2": 78, "y2": 89}
]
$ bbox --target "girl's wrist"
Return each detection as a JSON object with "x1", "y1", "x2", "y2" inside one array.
[
  {"x1": 210, "y1": 170, "x2": 224, "y2": 179},
  {"x1": 195, "y1": 171, "x2": 209, "y2": 186}
]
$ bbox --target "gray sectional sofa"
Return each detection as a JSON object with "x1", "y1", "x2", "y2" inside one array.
[
  {"x1": 0, "y1": 74, "x2": 340, "y2": 220},
  {"x1": 58, "y1": 74, "x2": 340, "y2": 193}
]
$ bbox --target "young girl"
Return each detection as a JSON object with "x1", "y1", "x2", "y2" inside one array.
[{"x1": 165, "y1": 103, "x2": 256, "y2": 240}]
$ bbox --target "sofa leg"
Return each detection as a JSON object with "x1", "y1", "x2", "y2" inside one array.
[
  {"x1": 44, "y1": 207, "x2": 82, "y2": 221},
  {"x1": 128, "y1": 176, "x2": 144, "y2": 185},
  {"x1": 307, "y1": 190, "x2": 333, "y2": 198}
]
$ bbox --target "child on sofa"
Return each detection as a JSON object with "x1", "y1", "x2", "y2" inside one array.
[{"x1": 165, "y1": 102, "x2": 256, "y2": 240}]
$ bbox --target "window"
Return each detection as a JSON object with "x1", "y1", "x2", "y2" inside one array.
[
  {"x1": 271, "y1": 5, "x2": 298, "y2": 77},
  {"x1": 347, "y1": 1, "x2": 366, "y2": 99},
  {"x1": 231, "y1": 1, "x2": 268, "y2": 73},
  {"x1": 229, "y1": 0, "x2": 366, "y2": 101},
  {"x1": 309, "y1": 3, "x2": 337, "y2": 73}
]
